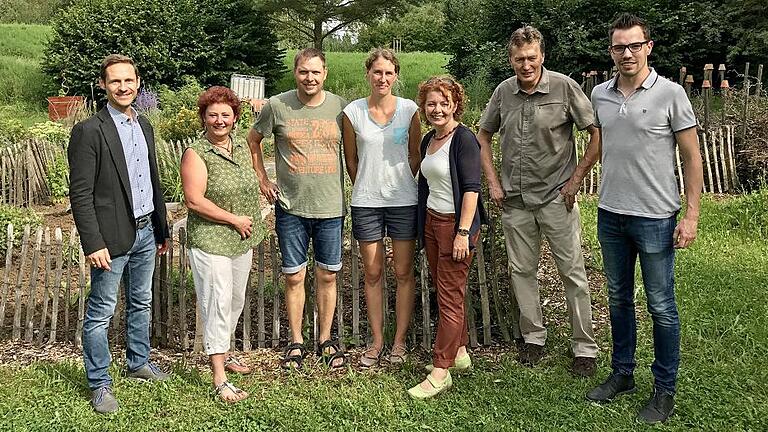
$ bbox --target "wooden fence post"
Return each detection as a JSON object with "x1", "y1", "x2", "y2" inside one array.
[
  {"x1": 64, "y1": 227, "x2": 77, "y2": 340},
  {"x1": 486, "y1": 217, "x2": 511, "y2": 342},
  {"x1": 37, "y1": 228, "x2": 52, "y2": 346},
  {"x1": 351, "y1": 239, "x2": 360, "y2": 344},
  {"x1": 270, "y1": 234, "x2": 280, "y2": 348},
  {"x1": 178, "y1": 227, "x2": 189, "y2": 350},
  {"x1": 74, "y1": 247, "x2": 86, "y2": 349},
  {"x1": 0, "y1": 224, "x2": 14, "y2": 328},
  {"x1": 49, "y1": 228, "x2": 64, "y2": 343},
  {"x1": 257, "y1": 242, "x2": 267, "y2": 349},
  {"x1": 475, "y1": 241, "x2": 492, "y2": 345},
  {"x1": 702, "y1": 133, "x2": 713, "y2": 193},
  {"x1": 419, "y1": 251, "x2": 431, "y2": 350},
  {"x1": 12, "y1": 225, "x2": 31, "y2": 339},
  {"x1": 740, "y1": 63, "x2": 751, "y2": 150},
  {"x1": 756, "y1": 64, "x2": 763, "y2": 100}
]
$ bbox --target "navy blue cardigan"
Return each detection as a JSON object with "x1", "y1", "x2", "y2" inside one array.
[{"x1": 417, "y1": 124, "x2": 488, "y2": 250}]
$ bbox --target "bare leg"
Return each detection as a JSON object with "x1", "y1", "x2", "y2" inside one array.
[
  {"x1": 359, "y1": 240, "x2": 384, "y2": 351},
  {"x1": 211, "y1": 353, "x2": 247, "y2": 402},
  {"x1": 392, "y1": 239, "x2": 416, "y2": 347},
  {"x1": 284, "y1": 268, "x2": 306, "y2": 361},
  {"x1": 316, "y1": 266, "x2": 345, "y2": 367}
]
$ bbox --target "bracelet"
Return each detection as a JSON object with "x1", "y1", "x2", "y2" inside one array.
[{"x1": 456, "y1": 228, "x2": 470, "y2": 237}]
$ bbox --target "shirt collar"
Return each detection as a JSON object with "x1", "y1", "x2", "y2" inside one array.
[
  {"x1": 513, "y1": 66, "x2": 551, "y2": 95},
  {"x1": 106, "y1": 103, "x2": 136, "y2": 123},
  {"x1": 608, "y1": 67, "x2": 658, "y2": 90}
]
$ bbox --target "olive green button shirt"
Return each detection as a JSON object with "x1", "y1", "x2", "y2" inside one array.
[
  {"x1": 479, "y1": 67, "x2": 595, "y2": 209},
  {"x1": 186, "y1": 136, "x2": 265, "y2": 256}
]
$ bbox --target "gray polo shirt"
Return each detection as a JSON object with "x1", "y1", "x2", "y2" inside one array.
[
  {"x1": 479, "y1": 67, "x2": 594, "y2": 210},
  {"x1": 591, "y1": 68, "x2": 697, "y2": 219}
]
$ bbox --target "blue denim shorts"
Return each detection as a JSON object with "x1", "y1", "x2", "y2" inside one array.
[
  {"x1": 351, "y1": 205, "x2": 417, "y2": 242},
  {"x1": 275, "y1": 205, "x2": 343, "y2": 274}
]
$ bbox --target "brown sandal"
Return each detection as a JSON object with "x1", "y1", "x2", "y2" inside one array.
[{"x1": 359, "y1": 346, "x2": 383, "y2": 368}]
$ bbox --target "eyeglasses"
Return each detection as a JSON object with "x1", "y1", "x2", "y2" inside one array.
[{"x1": 608, "y1": 40, "x2": 650, "y2": 55}]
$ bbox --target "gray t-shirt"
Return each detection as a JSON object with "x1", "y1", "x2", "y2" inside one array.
[
  {"x1": 253, "y1": 90, "x2": 348, "y2": 218},
  {"x1": 479, "y1": 67, "x2": 595, "y2": 209},
  {"x1": 591, "y1": 69, "x2": 697, "y2": 218}
]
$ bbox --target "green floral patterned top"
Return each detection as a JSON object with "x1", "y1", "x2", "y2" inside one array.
[{"x1": 185, "y1": 136, "x2": 265, "y2": 256}]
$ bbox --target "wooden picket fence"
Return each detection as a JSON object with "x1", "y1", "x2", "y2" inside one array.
[
  {"x1": 0, "y1": 215, "x2": 522, "y2": 353},
  {"x1": 573, "y1": 124, "x2": 739, "y2": 195},
  {"x1": 0, "y1": 140, "x2": 61, "y2": 207}
]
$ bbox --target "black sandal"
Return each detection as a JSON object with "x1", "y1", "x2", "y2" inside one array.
[
  {"x1": 317, "y1": 339, "x2": 348, "y2": 369},
  {"x1": 281, "y1": 342, "x2": 307, "y2": 369}
]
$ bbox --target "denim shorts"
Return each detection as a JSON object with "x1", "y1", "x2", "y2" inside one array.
[
  {"x1": 351, "y1": 205, "x2": 417, "y2": 242},
  {"x1": 275, "y1": 205, "x2": 343, "y2": 274}
]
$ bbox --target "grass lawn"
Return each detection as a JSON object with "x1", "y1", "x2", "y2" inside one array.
[
  {"x1": 0, "y1": 23, "x2": 54, "y2": 122},
  {"x1": 275, "y1": 50, "x2": 450, "y2": 102},
  {"x1": 0, "y1": 192, "x2": 766, "y2": 431}
]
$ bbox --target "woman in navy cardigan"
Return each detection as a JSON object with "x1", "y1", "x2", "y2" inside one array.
[{"x1": 408, "y1": 76, "x2": 487, "y2": 400}]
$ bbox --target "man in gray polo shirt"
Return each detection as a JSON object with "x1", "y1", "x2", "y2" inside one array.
[
  {"x1": 577, "y1": 14, "x2": 703, "y2": 424},
  {"x1": 478, "y1": 25, "x2": 599, "y2": 376}
]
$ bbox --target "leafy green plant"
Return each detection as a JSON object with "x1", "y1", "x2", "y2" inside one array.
[
  {"x1": 0, "y1": 116, "x2": 26, "y2": 143},
  {"x1": 27, "y1": 120, "x2": 68, "y2": 143},
  {"x1": 45, "y1": 152, "x2": 69, "y2": 203},
  {"x1": 156, "y1": 107, "x2": 200, "y2": 143},
  {"x1": 0, "y1": 204, "x2": 43, "y2": 251}
]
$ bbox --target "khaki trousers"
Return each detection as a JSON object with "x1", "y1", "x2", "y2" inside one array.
[{"x1": 501, "y1": 196, "x2": 598, "y2": 358}]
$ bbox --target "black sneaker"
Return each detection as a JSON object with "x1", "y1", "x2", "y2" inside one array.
[
  {"x1": 637, "y1": 389, "x2": 675, "y2": 424},
  {"x1": 586, "y1": 373, "x2": 637, "y2": 402},
  {"x1": 518, "y1": 343, "x2": 545, "y2": 366}
]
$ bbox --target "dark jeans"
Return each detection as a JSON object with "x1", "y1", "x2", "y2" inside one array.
[{"x1": 597, "y1": 208, "x2": 680, "y2": 394}]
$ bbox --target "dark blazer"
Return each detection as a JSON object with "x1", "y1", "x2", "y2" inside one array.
[
  {"x1": 68, "y1": 106, "x2": 169, "y2": 257},
  {"x1": 417, "y1": 124, "x2": 487, "y2": 250}
]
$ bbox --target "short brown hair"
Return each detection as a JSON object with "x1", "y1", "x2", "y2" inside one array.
[
  {"x1": 507, "y1": 26, "x2": 545, "y2": 57},
  {"x1": 100, "y1": 54, "x2": 139, "y2": 81},
  {"x1": 294, "y1": 47, "x2": 326, "y2": 70},
  {"x1": 609, "y1": 13, "x2": 650, "y2": 41},
  {"x1": 365, "y1": 48, "x2": 400, "y2": 74},
  {"x1": 417, "y1": 75, "x2": 466, "y2": 121},
  {"x1": 197, "y1": 86, "x2": 241, "y2": 125}
]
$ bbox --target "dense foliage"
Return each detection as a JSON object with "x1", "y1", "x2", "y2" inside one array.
[
  {"x1": 42, "y1": 0, "x2": 284, "y2": 98},
  {"x1": 0, "y1": 204, "x2": 43, "y2": 251},
  {"x1": 443, "y1": 0, "x2": 765, "y2": 88}
]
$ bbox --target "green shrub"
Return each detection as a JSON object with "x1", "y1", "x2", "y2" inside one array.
[
  {"x1": 156, "y1": 108, "x2": 200, "y2": 143},
  {"x1": 0, "y1": 116, "x2": 26, "y2": 143},
  {"x1": 42, "y1": 0, "x2": 284, "y2": 98},
  {"x1": 27, "y1": 121, "x2": 68, "y2": 144},
  {"x1": 0, "y1": 204, "x2": 44, "y2": 251},
  {"x1": 45, "y1": 152, "x2": 69, "y2": 203}
]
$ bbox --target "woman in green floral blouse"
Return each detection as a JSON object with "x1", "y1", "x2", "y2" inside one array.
[{"x1": 180, "y1": 86, "x2": 264, "y2": 403}]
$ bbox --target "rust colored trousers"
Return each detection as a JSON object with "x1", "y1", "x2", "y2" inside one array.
[{"x1": 424, "y1": 209, "x2": 476, "y2": 369}]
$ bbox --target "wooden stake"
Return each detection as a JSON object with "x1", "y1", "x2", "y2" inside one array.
[
  {"x1": 12, "y1": 225, "x2": 31, "y2": 339},
  {"x1": 37, "y1": 228, "x2": 52, "y2": 346},
  {"x1": 727, "y1": 125, "x2": 739, "y2": 189},
  {"x1": 65, "y1": 227, "x2": 77, "y2": 340},
  {"x1": 270, "y1": 234, "x2": 280, "y2": 347},
  {"x1": 712, "y1": 130, "x2": 723, "y2": 193},
  {"x1": 419, "y1": 250, "x2": 431, "y2": 350},
  {"x1": 49, "y1": 228, "x2": 64, "y2": 343},
  {"x1": 486, "y1": 216, "x2": 510, "y2": 342},
  {"x1": 702, "y1": 133, "x2": 713, "y2": 193},
  {"x1": 465, "y1": 279, "x2": 478, "y2": 348},
  {"x1": 257, "y1": 242, "x2": 267, "y2": 349},
  {"x1": 475, "y1": 240, "x2": 492, "y2": 345},
  {"x1": 741, "y1": 63, "x2": 750, "y2": 151},
  {"x1": 74, "y1": 247, "x2": 86, "y2": 349},
  {"x1": 24, "y1": 227, "x2": 44, "y2": 342},
  {"x1": 351, "y1": 239, "x2": 360, "y2": 344},
  {"x1": 179, "y1": 227, "x2": 188, "y2": 350},
  {"x1": 243, "y1": 248, "x2": 254, "y2": 351},
  {"x1": 0, "y1": 224, "x2": 14, "y2": 328},
  {"x1": 718, "y1": 128, "x2": 730, "y2": 192}
]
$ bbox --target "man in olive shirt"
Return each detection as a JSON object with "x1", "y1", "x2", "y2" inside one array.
[
  {"x1": 248, "y1": 48, "x2": 348, "y2": 369},
  {"x1": 478, "y1": 26, "x2": 599, "y2": 376}
]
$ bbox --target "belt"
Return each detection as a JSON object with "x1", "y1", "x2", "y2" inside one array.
[{"x1": 136, "y1": 213, "x2": 152, "y2": 229}]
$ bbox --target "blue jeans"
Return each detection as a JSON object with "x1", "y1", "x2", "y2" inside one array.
[
  {"x1": 275, "y1": 205, "x2": 343, "y2": 274},
  {"x1": 83, "y1": 223, "x2": 157, "y2": 390},
  {"x1": 597, "y1": 208, "x2": 680, "y2": 394}
]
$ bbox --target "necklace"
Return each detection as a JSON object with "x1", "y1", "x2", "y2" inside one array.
[
  {"x1": 208, "y1": 137, "x2": 232, "y2": 155},
  {"x1": 433, "y1": 124, "x2": 459, "y2": 140}
]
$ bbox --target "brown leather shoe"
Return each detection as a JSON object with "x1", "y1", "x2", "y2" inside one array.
[
  {"x1": 518, "y1": 343, "x2": 545, "y2": 366},
  {"x1": 571, "y1": 356, "x2": 596, "y2": 377},
  {"x1": 224, "y1": 356, "x2": 252, "y2": 375}
]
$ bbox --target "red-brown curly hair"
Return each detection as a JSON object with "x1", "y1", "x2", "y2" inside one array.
[
  {"x1": 416, "y1": 75, "x2": 466, "y2": 121},
  {"x1": 197, "y1": 86, "x2": 241, "y2": 125}
]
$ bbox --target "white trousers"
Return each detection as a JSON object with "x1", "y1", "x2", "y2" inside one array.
[{"x1": 189, "y1": 248, "x2": 253, "y2": 355}]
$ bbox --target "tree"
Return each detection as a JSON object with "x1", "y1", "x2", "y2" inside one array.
[
  {"x1": 358, "y1": 3, "x2": 447, "y2": 52},
  {"x1": 43, "y1": 0, "x2": 284, "y2": 97},
  {"x1": 264, "y1": 0, "x2": 416, "y2": 50}
]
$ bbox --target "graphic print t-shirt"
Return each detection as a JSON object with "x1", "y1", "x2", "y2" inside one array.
[{"x1": 253, "y1": 90, "x2": 347, "y2": 218}]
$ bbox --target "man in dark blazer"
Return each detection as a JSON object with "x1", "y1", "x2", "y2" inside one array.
[{"x1": 68, "y1": 54, "x2": 171, "y2": 414}]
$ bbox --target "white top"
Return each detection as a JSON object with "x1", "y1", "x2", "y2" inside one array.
[
  {"x1": 421, "y1": 136, "x2": 454, "y2": 214},
  {"x1": 343, "y1": 97, "x2": 419, "y2": 207}
]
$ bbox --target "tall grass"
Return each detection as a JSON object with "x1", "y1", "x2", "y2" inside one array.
[
  {"x1": 0, "y1": 23, "x2": 52, "y2": 58},
  {"x1": 276, "y1": 50, "x2": 450, "y2": 101},
  {"x1": 0, "y1": 23, "x2": 54, "y2": 118}
]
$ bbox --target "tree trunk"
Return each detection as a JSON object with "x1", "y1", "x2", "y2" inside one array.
[{"x1": 313, "y1": 18, "x2": 324, "y2": 50}]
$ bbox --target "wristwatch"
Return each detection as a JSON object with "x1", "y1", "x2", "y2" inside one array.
[{"x1": 457, "y1": 228, "x2": 470, "y2": 237}]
